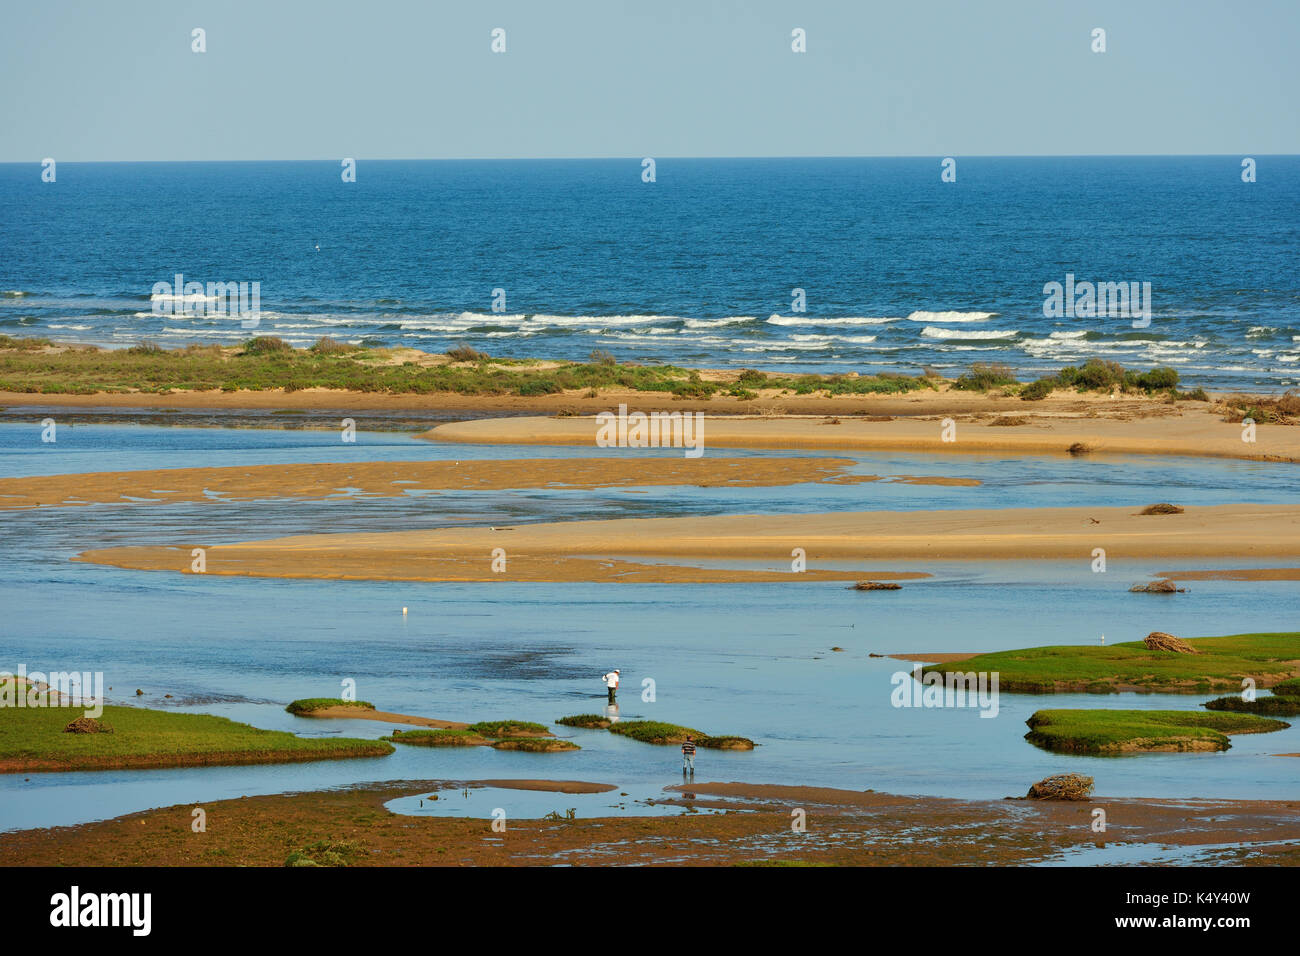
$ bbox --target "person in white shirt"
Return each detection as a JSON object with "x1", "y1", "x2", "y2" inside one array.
[{"x1": 602, "y1": 669, "x2": 620, "y2": 704}]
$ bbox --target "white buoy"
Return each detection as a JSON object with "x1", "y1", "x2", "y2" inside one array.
[{"x1": 402, "y1": 607, "x2": 408, "y2": 616}]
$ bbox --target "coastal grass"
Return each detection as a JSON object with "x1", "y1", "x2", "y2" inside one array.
[
  {"x1": 1272, "y1": 678, "x2": 1300, "y2": 697},
  {"x1": 285, "y1": 698, "x2": 375, "y2": 715},
  {"x1": 1024, "y1": 709, "x2": 1289, "y2": 754},
  {"x1": 386, "y1": 725, "x2": 578, "y2": 750},
  {"x1": 921, "y1": 632, "x2": 1300, "y2": 694},
  {"x1": 1202, "y1": 695, "x2": 1300, "y2": 716},
  {"x1": 491, "y1": 738, "x2": 579, "y2": 752},
  {"x1": 466, "y1": 719, "x2": 550, "y2": 738},
  {"x1": 606, "y1": 720, "x2": 754, "y2": 749},
  {"x1": 384, "y1": 729, "x2": 490, "y2": 747},
  {"x1": 0, "y1": 703, "x2": 393, "y2": 773},
  {"x1": 556, "y1": 714, "x2": 612, "y2": 729}
]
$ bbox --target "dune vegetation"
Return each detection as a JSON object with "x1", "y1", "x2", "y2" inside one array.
[{"x1": 0, "y1": 336, "x2": 930, "y2": 398}]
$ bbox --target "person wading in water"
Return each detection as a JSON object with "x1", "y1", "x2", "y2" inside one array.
[
  {"x1": 602, "y1": 669, "x2": 620, "y2": 704},
  {"x1": 681, "y1": 735, "x2": 696, "y2": 778}
]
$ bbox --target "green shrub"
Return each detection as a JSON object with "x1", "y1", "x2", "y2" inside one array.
[
  {"x1": 310, "y1": 336, "x2": 355, "y2": 354},
  {"x1": 953, "y1": 363, "x2": 1017, "y2": 391},
  {"x1": 242, "y1": 336, "x2": 293, "y2": 355},
  {"x1": 1135, "y1": 366, "x2": 1179, "y2": 390},
  {"x1": 446, "y1": 345, "x2": 489, "y2": 362},
  {"x1": 1020, "y1": 378, "x2": 1054, "y2": 401}
]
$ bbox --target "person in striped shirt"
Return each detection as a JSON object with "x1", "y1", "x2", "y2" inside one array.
[{"x1": 681, "y1": 735, "x2": 696, "y2": 777}]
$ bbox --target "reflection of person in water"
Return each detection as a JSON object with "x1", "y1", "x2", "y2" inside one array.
[{"x1": 602, "y1": 669, "x2": 620, "y2": 704}]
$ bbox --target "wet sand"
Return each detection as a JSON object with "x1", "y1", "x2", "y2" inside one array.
[
  {"x1": 1155, "y1": 567, "x2": 1300, "y2": 582},
  {"x1": 423, "y1": 408, "x2": 1300, "y2": 463},
  {"x1": 2, "y1": 779, "x2": 1296, "y2": 866},
  {"x1": 0, "y1": 456, "x2": 891, "y2": 510},
  {"x1": 73, "y1": 504, "x2": 1300, "y2": 584},
  {"x1": 295, "y1": 706, "x2": 468, "y2": 730}
]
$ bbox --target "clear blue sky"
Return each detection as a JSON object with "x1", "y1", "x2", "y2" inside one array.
[{"x1": 2, "y1": 0, "x2": 1296, "y2": 161}]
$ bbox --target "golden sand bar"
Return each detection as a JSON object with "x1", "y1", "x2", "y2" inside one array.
[
  {"x1": 74, "y1": 504, "x2": 1300, "y2": 584},
  {"x1": 423, "y1": 412, "x2": 1300, "y2": 462},
  {"x1": 1155, "y1": 568, "x2": 1300, "y2": 581},
  {"x1": 0, "y1": 456, "x2": 926, "y2": 510}
]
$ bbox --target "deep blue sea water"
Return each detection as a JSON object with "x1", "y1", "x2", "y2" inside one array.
[{"x1": 3, "y1": 157, "x2": 1299, "y2": 389}]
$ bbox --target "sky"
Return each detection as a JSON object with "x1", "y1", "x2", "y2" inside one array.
[{"x1": 1, "y1": 0, "x2": 1296, "y2": 162}]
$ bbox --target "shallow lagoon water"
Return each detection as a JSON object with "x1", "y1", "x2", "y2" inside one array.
[
  {"x1": 384, "y1": 783, "x2": 732, "y2": 820},
  {"x1": 0, "y1": 424, "x2": 1297, "y2": 833}
]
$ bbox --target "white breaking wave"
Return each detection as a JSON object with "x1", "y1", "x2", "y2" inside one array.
[
  {"x1": 683, "y1": 317, "x2": 755, "y2": 329},
  {"x1": 1280, "y1": 354, "x2": 1300, "y2": 363},
  {"x1": 792, "y1": 333, "x2": 877, "y2": 344},
  {"x1": 743, "y1": 341, "x2": 840, "y2": 351},
  {"x1": 139, "y1": 310, "x2": 282, "y2": 321},
  {"x1": 765, "y1": 315, "x2": 899, "y2": 327},
  {"x1": 527, "y1": 314, "x2": 675, "y2": 327},
  {"x1": 455, "y1": 312, "x2": 529, "y2": 324},
  {"x1": 150, "y1": 292, "x2": 217, "y2": 303},
  {"x1": 906, "y1": 310, "x2": 996, "y2": 323},
  {"x1": 921, "y1": 326, "x2": 1018, "y2": 340},
  {"x1": 48, "y1": 324, "x2": 92, "y2": 330},
  {"x1": 1049, "y1": 330, "x2": 1088, "y2": 339}
]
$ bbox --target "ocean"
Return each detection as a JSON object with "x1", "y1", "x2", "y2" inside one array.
[{"x1": 3, "y1": 156, "x2": 1298, "y2": 390}]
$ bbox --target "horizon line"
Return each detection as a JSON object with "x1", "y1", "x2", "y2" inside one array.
[{"x1": 4, "y1": 152, "x2": 1295, "y2": 166}]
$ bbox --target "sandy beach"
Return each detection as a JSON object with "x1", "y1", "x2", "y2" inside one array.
[
  {"x1": 424, "y1": 405, "x2": 1300, "y2": 463},
  {"x1": 72, "y1": 503, "x2": 1300, "y2": 583}
]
